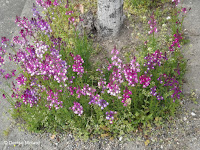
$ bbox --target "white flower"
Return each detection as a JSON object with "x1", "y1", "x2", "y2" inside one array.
[{"x1": 166, "y1": 16, "x2": 171, "y2": 20}]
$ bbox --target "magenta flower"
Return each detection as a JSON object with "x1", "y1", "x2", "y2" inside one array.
[
  {"x1": 139, "y1": 75, "x2": 151, "y2": 88},
  {"x1": 181, "y1": 8, "x2": 187, "y2": 14},
  {"x1": 16, "y1": 74, "x2": 27, "y2": 86},
  {"x1": 3, "y1": 73, "x2": 12, "y2": 79},
  {"x1": 1, "y1": 37, "x2": 9, "y2": 46},
  {"x1": 172, "y1": 0, "x2": 180, "y2": 7},
  {"x1": 2, "y1": 94, "x2": 6, "y2": 99},
  {"x1": 53, "y1": 0, "x2": 59, "y2": 6},
  {"x1": 46, "y1": 89, "x2": 63, "y2": 110},
  {"x1": 169, "y1": 29, "x2": 182, "y2": 51},
  {"x1": 123, "y1": 57, "x2": 140, "y2": 87},
  {"x1": 69, "y1": 101, "x2": 83, "y2": 116},
  {"x1": 122, "y1": 87, "x2": 132, "y2": 106},
  {"x1": 72, "y1": 55, "x2": 84, "y2": 77},
  {"x1": 65, "y1": 10, "x2": 73, "y2": 15}
]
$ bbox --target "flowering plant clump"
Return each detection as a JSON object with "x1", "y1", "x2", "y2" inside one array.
[
  {"x1": 0, "y1": 0, "x2": 189, "y2": 140},
  {"x1": 148, "y1": 12, "x2": 157, "y2": 35}
]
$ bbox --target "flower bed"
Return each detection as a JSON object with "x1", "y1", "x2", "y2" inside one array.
[{"x1": 0, "y1": 0, "x2": 190, "y2": 140}]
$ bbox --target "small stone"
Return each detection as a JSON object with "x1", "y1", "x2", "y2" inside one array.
[
  {"x1": 191, "y1": 112, "x2": 196, "y2": 116},
  {"x1": 54, "y1": 142, "x2": 58, "y2": 146},
  {"x1": 183, "y1": 117, "x2": 187, "y2": 121},
  {"x1": 119, "y1": 136, "x2": 122, "y2": 141}
]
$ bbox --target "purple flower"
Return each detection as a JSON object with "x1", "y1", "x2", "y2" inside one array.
[
  {"x1": 156, "y1": 93, "x2": 164, "y2": 101},
  {"x1": 98, "y1": 99, "x2": 109, "y2": 110},
  {"x1": 106, "y1": 111, "x2": 117, "y2": 124},
  {"x1": 89, "y1": 94, "x2": 100, "y2": 105},
  {"x1": 69, "y1": 101, "x2": 83, "y2": 116},
  {"x1": 144, "y1": 50, "x2": 166, "y2": 73},
  {"x1": 15, "y1": 101, "x2": 22, "y2": 109},
  {"x1": 150, "y1": 86, "x2": 157, "y2": 96},
  {"x1": 21, "y1": 88, "x2": 39, "y2": 107}
]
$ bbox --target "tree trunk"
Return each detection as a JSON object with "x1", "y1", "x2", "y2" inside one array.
[{"x1": 97, "y1": 0, "x2": 124, "y2": 38}]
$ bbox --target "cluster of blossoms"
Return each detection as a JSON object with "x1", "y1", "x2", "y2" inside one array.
[
  {"x1": 69, "y1": 101, "x2": 83, "y2": 116},
  {"x1": 144, "y1": 50, "x2": 167, "y2": 73},
  {"x1": 98, "y1": 78, "x2": 107, "y2": 93},
  {"x1": 169, "y1": 29, "x2": 183, "y2": 51},
  {"x1": 123, "y1": 57, "x2": 140, "y2": 87},
  {"x1": 107, "y1": 47, "x2": 124, "y2": 97},
  {"x1": 67, "y1": 84, "x2": 96, "y2": 99},
  {"x1": 0, "y1": 47, "x2": 5, "y2": 64},
  {"x1": 106, "y1": 111, "x2": 117, "y2": 124},
  {"x1": 16, "y1": 74, "x2": 27, "y2": 86},
  {"x1": 35, "y1": 41, "x2": 48, "y2": 59},
  {"x1": 88, "y1": 94, "x2": 109, "y2": 110},
  {"x1": 172, "y1": 0, "x2": 180, "y2": 7},
  {"x1": 20, "y1": 88, "x2": 40, "y2": 107},
  {"x1": 65, "y1": 10, "x2": 76, "y2": 24},
  {"x1": 36, "y1": 0, "x2": 60, "y2": 9},
  {"x1": 1, "y1": 37, "x2": 9, "y2": 47},
  {"x1": 14, "y1": 16, "x2": 35, "y2": 46},
  {"x1": 10, "y1": 42, "x2": 68, "y2": 84},
  {"x1": 46, "y1": 88, "x2": 63, "y2": 110},
  {"x1": 71, "y1": 54, "x2": 84, "y2": 77},
  {"x1": 89, "y1": 94, "x2": 100, "y2": 105},
  {"x1": 139, "y1": 74, "x2": 151, "y2": 88},
  {"x1": 0, "y1": 45, "x2": 6, "y2": 76},
  {"x1": 15, "y1": 101, "x2": 22, "y2": 109},
  {"x1": 148, "y1": 13, "x2": 157, "y2": 34},
  {"x1": 30, "y1": 5, "x2": 52, "y2": 35},
  {"x1": 150, "y1": 86, "x2": 164, "y2": 100},
  {"x1": 157, "y1": 74, "x2": 181, "y2": 102},
  {"x1": 122, "y1": 87, "x2": 132, "y2": 106}
]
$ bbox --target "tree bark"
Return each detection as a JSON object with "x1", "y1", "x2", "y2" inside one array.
[{"x1": 97, "y1": 0, "x2": 124, "y2": 38}]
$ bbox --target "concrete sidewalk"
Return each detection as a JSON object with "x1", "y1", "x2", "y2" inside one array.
[{"x1": 179, "y1": 0, "x2": 200, "y2": 98}]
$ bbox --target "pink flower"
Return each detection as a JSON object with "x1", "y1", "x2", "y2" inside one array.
[
  {"x1": 139, "y1": 75, "x2": 151, "y2": 88},
  {"x1": 148, "y1": 13, "x2": 157, "y2": 35}
]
